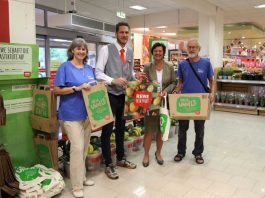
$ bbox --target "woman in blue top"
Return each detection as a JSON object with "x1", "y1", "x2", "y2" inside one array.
[{"x1": 54, "y1": 38, "x2": 95, "y2": 198}]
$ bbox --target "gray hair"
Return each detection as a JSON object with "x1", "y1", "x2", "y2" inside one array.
[
  {"x1": 187, "y1": 39, "x2": 201, "y2": 50},
  {"x1": 67, "y1": 38, "x2": 88, "y2": 64}
]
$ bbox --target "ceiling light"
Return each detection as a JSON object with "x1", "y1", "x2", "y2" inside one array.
[
  {"x1": 132, "y1": 28, "x2": 150, "y2": 32},
  {"x1": 228, "y1": 32, "x2": 231, "y2": 34},
  {"x1": 254, "y1": 4, "x2": 265, "y2": 8},
  {"x1": 241, "y1": 36, "x2": 246, "y2": 39},
  {"x1": 162, "y1": 30, "x2": 166, "y2": 33},
  {"x1": 130, "y1": 5, "x2": 147, "y2": 10},
  {"x1": 160, "y1": 33, "x2": 176, "y2": 36},
  {"x1": 258, "y1": 42, "x2": 262, "y2": 44},
  {"x1": 156, "y1": 26, "x2": 167, "y2": 29}
]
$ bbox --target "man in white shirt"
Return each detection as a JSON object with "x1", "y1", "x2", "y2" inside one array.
[{"x1": 95, "y1": 22, "x2": 137, "y2": 180}]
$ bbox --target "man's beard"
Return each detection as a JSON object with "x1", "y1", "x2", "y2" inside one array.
[{"x1": 188, "y1": 52, "x2": 198, "y2": 58}]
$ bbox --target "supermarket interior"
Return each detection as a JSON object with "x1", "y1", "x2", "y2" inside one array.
[{"x1": 0, "y1": 0, "x2": 265, "y2": 198}]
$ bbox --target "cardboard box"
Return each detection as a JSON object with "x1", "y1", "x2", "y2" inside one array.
[
  {"x1": 169, "y1": 93, "x2": 211, "y2": 120},
  {"x1": 31, "y1": 114, "x2": 59, "y2": 133}
]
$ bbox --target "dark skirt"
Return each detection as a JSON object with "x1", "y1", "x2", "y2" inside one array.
[{"x1": 144, "y1": 115, "x2": 160, "y2": 133}]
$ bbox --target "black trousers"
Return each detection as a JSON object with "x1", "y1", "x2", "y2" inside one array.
[
  {"x1": 177, "y1": 120, "x2": 205, "y2": 156},
  {"x1": 101, "y1": 93, "x2": 126, "y2": 166}
]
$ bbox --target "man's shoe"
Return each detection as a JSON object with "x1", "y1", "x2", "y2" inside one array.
[
  {"x1": 73, "y1": 190, "x2": 83, "y2": 198},
  {"x1": 117, "y1": 159, "x2": 137, "y2": 169},
  {"x1": 105, "y1": 164, "x2": 119, "y2": 179},
  {"x1": 83, "y1": 179, "x2": 95, "y2": 186}
]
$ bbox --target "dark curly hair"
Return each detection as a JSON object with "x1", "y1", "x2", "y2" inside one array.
[
  {"x1": 67, "y1": 38, "x2": 88, "y2": 64},
  {"x1": 151, "y1": 42, "x2": 166, "y2": 57}
]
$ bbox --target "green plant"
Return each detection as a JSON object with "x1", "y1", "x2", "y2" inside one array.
[
  {"x1": 218, "y1": 69, "x2": 224, "y2": 76},
  {"x1": 224, "y1": 68, "x2": 234, "y2": 76}
]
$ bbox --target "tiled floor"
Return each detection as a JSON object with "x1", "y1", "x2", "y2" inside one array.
[{"x1": 57, "y1": 111, "x2": 265, "y2": 198}]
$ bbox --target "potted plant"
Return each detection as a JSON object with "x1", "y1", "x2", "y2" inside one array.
[
  {"x1": 225, "y1": 68, "x2": 234, "y2": 80},
  {"x1": 217, "y1": 69, "x2": 224, "y2": 79}
]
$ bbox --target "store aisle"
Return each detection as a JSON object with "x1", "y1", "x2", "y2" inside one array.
[{"x1": 57, "y1": 111, "x2": 265, "y2": 198}]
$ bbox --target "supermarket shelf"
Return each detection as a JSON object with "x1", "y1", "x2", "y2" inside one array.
[
  {"x1": 216, "y1": 79, "x2": 265, "y2": 85},
  {"x1": 214, "y1": 103, "x2": 258, "y2": 115},
  {"x1": 257, "y1": 107, "x2": 265, "y2": 116}
]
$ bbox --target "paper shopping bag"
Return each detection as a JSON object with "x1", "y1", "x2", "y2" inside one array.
[
  {"x1": 82, "y1": 82, "x2": 114, "y2": 130},
  {"x1": 160, "y1": 96, "x2": 171, "y2": 141},
  {"x1": 33, "y1": 135, "x2": 58, "y2": 170},
  {"x1": 32, "y1": 85, "x2": 57, "y2": 118}
]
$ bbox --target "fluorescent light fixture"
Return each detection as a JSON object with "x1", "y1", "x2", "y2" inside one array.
[
  {"x1": 228, "y1": 32, "x2": 231, "y2": 34},
  {"x1": 130, "y1": 5, "x2": 147, "y2": 10},
  {"x1": 160, "y1": 32, "x2": 176, "y2": 36},
  {"x1": 156, "y1": 26, "x2": 167, "y2": 29},
  {"x1": 241, "y1": 36, "x2": 246, "y2": 39},
  {"x1": 254, "y1": 4, "x2": 265, "y2": 8},
  {"x1": 132, "y1": 28, "x2": 150, "y2": 31},
  {"x1": 50, "y1": 38, "x2": 72, "y2": 43},
  {"x1": 258, "y1": 42, "x2": 262, "y2": 44}
]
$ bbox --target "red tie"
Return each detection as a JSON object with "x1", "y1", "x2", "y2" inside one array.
[{"x1": 120, "y1": 49, "x2": 125, "y2": 64}]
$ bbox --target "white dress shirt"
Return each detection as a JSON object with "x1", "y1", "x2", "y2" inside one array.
[{"x1": 95, "y1": 41, "x2": 128, "y2": 85}]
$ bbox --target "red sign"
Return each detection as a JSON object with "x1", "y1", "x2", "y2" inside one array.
[
  {"x1": 24, "y1": 71, "x2": 31, "y2": 77},
  {"x1": 133, "y1": 91, "x2": 152, "y2": 108}
]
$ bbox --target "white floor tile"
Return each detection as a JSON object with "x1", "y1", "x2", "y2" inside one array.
[{"x1": 58, "y1": 111, "x2": 265, "y2": 198}]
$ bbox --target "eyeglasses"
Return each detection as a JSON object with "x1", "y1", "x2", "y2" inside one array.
[{"x1": 187, "y1": 46, "x2": 198, "y2": 49}]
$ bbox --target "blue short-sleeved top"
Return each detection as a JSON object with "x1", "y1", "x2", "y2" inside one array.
[
  {"x1": 55, "y1": 61, "x2": 96, "y2": 121},
  {"x1": 177, "y1": 58, "x2": 214, "y2": 93}
]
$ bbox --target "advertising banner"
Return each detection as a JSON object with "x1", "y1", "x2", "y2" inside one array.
[{"x1": 0, "y1": 43, "x2": 39, "y2": 80}]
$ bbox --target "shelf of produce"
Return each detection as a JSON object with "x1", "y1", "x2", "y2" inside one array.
[
  {"x1": 214, "y1": 103, "x2": 258, "y2": 115},
  {"x1": 216, "y1": 79, "x2": 265, "y2": 85}
]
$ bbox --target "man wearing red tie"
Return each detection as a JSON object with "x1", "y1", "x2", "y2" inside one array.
[{"x1": 95, "y1": 22, "x2": 138, "y2": 179}]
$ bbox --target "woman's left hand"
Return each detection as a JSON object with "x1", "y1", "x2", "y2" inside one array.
[
  {"x1": 162, "y1": 91, "x2": 168, "y2": 96},
  {"x1": 79, "y1": 83, "x2": 91, "y2": 91}
]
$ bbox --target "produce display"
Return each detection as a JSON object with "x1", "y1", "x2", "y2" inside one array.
[{"x1": 215, "y1": 89, "x2": 265, "y2": 107}]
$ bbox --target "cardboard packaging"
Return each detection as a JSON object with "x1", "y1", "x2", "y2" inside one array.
[
  {"x1": 124, "y1": 80, "x2": 161, "y2": 120},
  {"x1": 31, "y1": 86, "x2": 59, "y2": 133},
  {"x1": 33, "y1": 135, "x2": 58, "y2": 170},
  {"x1": 82, "y1": 82, "x2": 114, "y2": 130},
  {"x1": 169, "y1": 93, "x2": 211, "y2": 120}
]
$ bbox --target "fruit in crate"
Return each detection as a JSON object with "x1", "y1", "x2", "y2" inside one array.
[
  {"x1": 128, "y1": 81, "x2": 140, "y2": 89},
  {"x1": 126, "y1": 87, "x2": 134, "y2": 97},
  {"x1": 147, "y1": 85, "x2": 154, "y2": 92},
  {"x1": 131, "y1": 127, "x2": 142, "y2": 137},
  {"x1": 110, "y1": 133, "x2": 115, "y2": 142},
  {"x1": 87, "y1": 144, "x2": 94, "y2": 155},
  {"x1": 129, "y1": 102, "x2": 138, "y2": 112},
  {"x1": 124, "y1": 132, "x2": 129, "y2": 141},
  {"x1": 153, "y1": 97, "x2": 161, "y2": 106}
]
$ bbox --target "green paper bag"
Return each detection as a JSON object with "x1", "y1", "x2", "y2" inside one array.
[{"x1": 82, "y1": 82, "x2": 114, "y2": 130}]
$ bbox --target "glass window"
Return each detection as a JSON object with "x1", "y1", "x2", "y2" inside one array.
[
  {"x1": 49, "y1": 38, "x2": 71, "y2": 71},
  {"x1": 87, "y1": 43, "x2": 96, "y2": 68},
  {"x1": 36, "y1": 36, "x2": 46, "y2": 78}
]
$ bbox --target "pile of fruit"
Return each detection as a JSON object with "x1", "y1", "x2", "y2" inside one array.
[
  {"x1": 87, "y1": 136, "x2": 101, "y2": 155},
  {"x1": 124, "y1": 80, "x2": 161, "y2": 118},
  {"x1": 126, "y1": 124, "x2": 143, "y2": 137}
]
